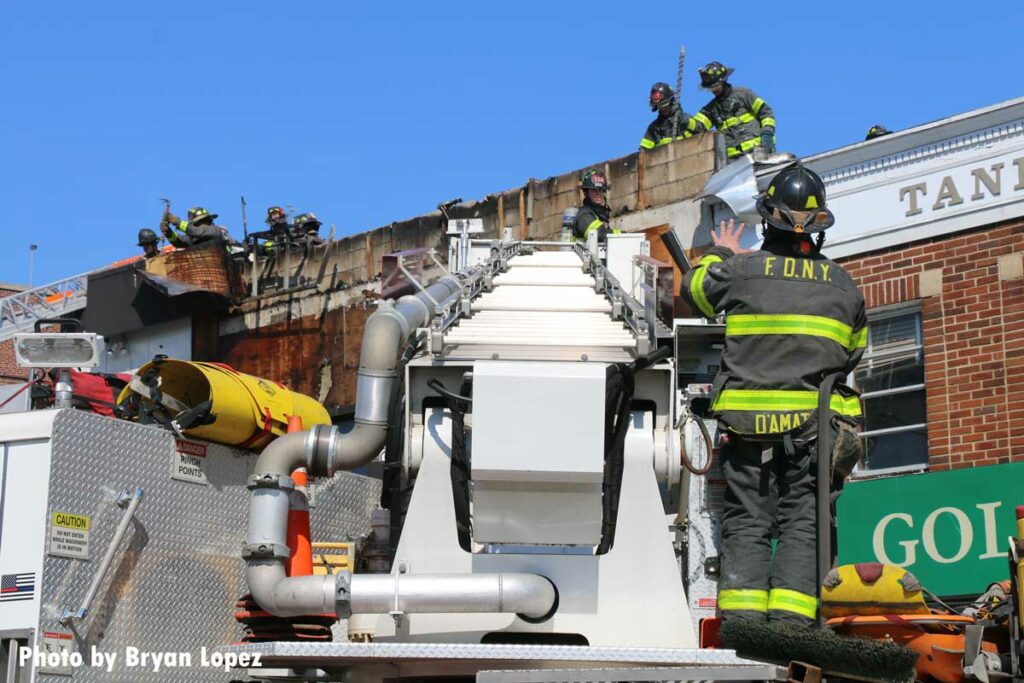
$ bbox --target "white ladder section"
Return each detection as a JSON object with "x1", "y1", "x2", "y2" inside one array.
[
  {"x1": 0, "y1": 274, "x2": 90, "y2": 343},
  {"x1": 442, "y1": 251, "x2": 636, "y2": 360}
]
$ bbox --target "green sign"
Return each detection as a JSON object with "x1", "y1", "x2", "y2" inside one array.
[{"x1": 837, "y1": 462, "x2": 1024, "y2": 597}]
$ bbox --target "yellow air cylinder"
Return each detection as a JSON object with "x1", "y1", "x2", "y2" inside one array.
[{"x1": 117, "y1": 359, "x2": 330, "y2": 449}]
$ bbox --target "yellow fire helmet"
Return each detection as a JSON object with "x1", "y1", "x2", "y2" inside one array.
[{"x1": 821, "y1": 563, "x2": 930, "y2": 619}]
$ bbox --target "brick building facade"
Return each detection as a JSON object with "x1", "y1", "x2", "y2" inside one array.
[
  {"x1": 0, "y1": 284, "x2": 28, "y2": 384},
  {"x1": 839, "y1": 218, "x2": 1024, "y2": 471}
]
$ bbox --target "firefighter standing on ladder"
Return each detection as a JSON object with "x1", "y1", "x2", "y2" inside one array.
[{"x1": 680, "y1": 163, "x2": 866, "y2": 626}]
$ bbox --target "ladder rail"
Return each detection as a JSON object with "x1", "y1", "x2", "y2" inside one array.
[{"x1": 0, "y1": 273, "x2": 90, "y2": 342}]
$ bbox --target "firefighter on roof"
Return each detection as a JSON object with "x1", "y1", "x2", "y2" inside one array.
[
  {"x1": 161, "y1": 206, "x2": 231, "y2": 249},
  {"x1": 292, "y1": 212, "x2": 324, "y2": 244},
  {"x1": 571, "y1": 169, "x2": 621, "y2": 243},
  {"x1": 640, "y1": 82, "x2": 695, "y2": 150},
  {"x1": 137, "y1": 228, "x2": 160, "y2": 259},
  {"x1": 680, "y1": 162, "x2": 866, "y2": 627},
  {"x1": 865, "y1": 124, "x2": 892, "y2": 140},
  {"x1": 684, "y1": 61, "x2": 777, "y2": 161}
]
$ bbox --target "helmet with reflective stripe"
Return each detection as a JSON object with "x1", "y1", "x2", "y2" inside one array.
[
  {"x1": 756, "y1": 162, "x2": 835, "y2": 234},
  {"x1": 187, "y1": 206, "x2": 218, "y2": 225},
  {"x1": 293, "y1": 212, "x2": 322, "y2": 231},
  {"x1": 865, "y1": 124, "x2": 891, "y2": 140},
  {"x1": 266, "y1": 206, "x2": 288, "y2": 226},
  {"x1": 699, "y1": 61, "x2": 734, "y2": 89},
  {"x1": 137, "y1": 228, "x2": 159, "y2": 246},
  {"x1": 579, "y1": 169, "x2": 610, "y2": 191},
  {"x1": 649, "y1": 82, "x2": 675, "y2": 112}
]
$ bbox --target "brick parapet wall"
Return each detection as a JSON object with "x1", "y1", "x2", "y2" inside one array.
[{"x1": 838, "y1": 218, "x2": 1024, "y2": 470}]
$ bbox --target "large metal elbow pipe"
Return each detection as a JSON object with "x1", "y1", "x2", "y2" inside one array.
[
  {"x1": 245, "y1": 428, "x2": 558, "y2": 620},
  {"x1": 348, "y1": 573, "x2": 558, "y2": 622},
  {"x1": 245, "y1": 275, "x2": 469, "y2": 618},
  {"x1": 348, "y1": 274, "x2": 464, "y2": 470}
]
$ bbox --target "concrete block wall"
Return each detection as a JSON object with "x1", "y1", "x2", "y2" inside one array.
[{"x1": 220, "y1": 135, "x2": 717, "y2": 409}]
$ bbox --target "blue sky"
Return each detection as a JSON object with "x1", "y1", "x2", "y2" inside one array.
[{"x1": 2, "y1": 1, "x2": 1021, "y2": 286}]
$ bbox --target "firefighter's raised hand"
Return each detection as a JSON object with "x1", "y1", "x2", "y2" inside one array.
[{"x1": 711, "y1": 219, "x2": 750, "y2": 254}]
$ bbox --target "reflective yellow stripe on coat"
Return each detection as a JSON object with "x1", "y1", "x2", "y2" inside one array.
[
  {"x1": 688, "y1": 254, "x2": 722, "y2": 317},
  {"x1": 713, "y1": 389, "x2": 862, "y2": 416},
  {"x1": 726, "y1": 314, "x2": 867, "y2": 351}
]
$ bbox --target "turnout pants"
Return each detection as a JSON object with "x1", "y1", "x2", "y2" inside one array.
[{"x1": 717, "y1": 434, "x2": 819, "y2": 626}]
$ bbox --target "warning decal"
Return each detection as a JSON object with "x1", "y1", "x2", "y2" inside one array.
[
  {"x1": 172, "y1": 439, "x2": 209, "y2": 485},
  {"x1": 49, "y1": 512, "x2": 90, "y2": 560},
  {"x1": 40, "y1": 631, "x2": 75, "y2": 675}
]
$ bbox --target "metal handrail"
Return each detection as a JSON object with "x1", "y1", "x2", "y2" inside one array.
[{"x1": 60, "y1": 487, "x2": 144, "y2": 625}]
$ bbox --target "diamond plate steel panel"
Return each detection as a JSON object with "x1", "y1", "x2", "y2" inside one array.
[
  {"x1": 476, "y1": 665, "x2": 786, "y2": 683},
  {"x1": 34, "y1": 410, "x2": 378, "y2": 682},
  {"x1": 224, "y1": 641, "x2": 761, "y2": 665}
]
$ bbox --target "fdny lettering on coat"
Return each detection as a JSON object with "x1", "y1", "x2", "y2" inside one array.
[{"x1": 763, "y1": 257, "x2": 831, "y2": 282}]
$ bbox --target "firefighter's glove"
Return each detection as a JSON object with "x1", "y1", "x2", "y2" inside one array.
[
  {"x1": 830, "y1": 415, "x2": 863, "y2": 480},
  {"x1": 761, "y1": 133, "x2": 776, "y2": 154}
]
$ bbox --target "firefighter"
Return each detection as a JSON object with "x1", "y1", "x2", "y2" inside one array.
[
  {"x1": 161, "y1": 207, "x2": 229, "y2": 249},
  {"x1": 685, "y1": 62, "x2": 776, "y2": 162},
  {"x1": 292, "y1": 212, "x2": 324, "y2": 244},
  {"x1": 571, "y1": 169, "x2": 621, "y2": 243},
  {"x1": 137, "y1": 228, "x2": 160, "y2": 259},
  {"x1": 865, "y1": 124, "x2": 892, "y2": 140},
  {"x1": 680, "y1": 162, "x2": 866, "y2": 627},
  {"x1": 640, "y1": 82, "x2": 694, "y2": 150}
]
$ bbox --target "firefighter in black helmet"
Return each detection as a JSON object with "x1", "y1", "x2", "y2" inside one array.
[
  {"x1": 865, "y1": 124, "x2": 892, "y2": 140},
  {"x1": 640, "y1": 82, "x2": 694, "y2": 150},
  {"x1": 681, "y1": 162, "x2": 866, "y2": 627},
  {"x1": 137, "y1": 228, "x2": 160, "y2": 259},
  {"x1": 292, "y1": 212, "x2": 324, "y2": 245},
  {"x1": 684, "y1": 61, "x2": 777, "y2": 161},
  {"x1": 572, "y1": 169, "x2": 621, "y2": 243},
  {"x1": 161, "y1": 206, "x2": 230, "y2": 249}
]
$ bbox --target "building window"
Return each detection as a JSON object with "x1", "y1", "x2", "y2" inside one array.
[{"x1": 854, "y1": 306, "x2": 928, "y2": 473}]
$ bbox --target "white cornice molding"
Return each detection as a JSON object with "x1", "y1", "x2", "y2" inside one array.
[
  {"x1": 802, "y1": 97, "x2": 1024, "y2": 186},
  {"x1": 821, "y1": 118, "x2": 1024, "y2": 187}
]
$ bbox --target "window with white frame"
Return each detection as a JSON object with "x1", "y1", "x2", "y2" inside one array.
[{"x1": 854, "y1": 305, "x2": 928, "y2": 473}]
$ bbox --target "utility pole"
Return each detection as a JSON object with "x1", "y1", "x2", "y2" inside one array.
[{"x1": 28, "y1": 244, "x2": 38, "y2": 287}]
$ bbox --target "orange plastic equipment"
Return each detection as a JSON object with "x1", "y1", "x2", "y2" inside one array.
[
  {"x1": 285, "y1": 415, "x2": 313, "y2": 577},
  {"x1": 828, "y1": 614, "x2": 998, "y2": 683}
]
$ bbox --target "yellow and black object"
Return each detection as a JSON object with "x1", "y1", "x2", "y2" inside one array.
[{"x1": 116, "y1": 358, "x2": 330, "y2": 450}]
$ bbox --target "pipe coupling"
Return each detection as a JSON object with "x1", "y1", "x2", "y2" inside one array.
[
  {"x1": 371, "y1": 302, "x2": 414, "y2": 342},
  {"x1": 335, "y1": 570, "x2": 352, "y2": 619},
  {"x1": 242, "y1": 542, "x2": 290, "y2": 560},
  {"x1": 354, "y1": 372, "x2": 395, "y2": 426},
  {"x1": 247, "y1": 473, "x2": 295, "y2": 491},
  {"x1": 394, "y1": 294, "x2": 431, "y2": 331},
  {"x1": 306, "y1": 424, "x2": 338, "y2": 479}
]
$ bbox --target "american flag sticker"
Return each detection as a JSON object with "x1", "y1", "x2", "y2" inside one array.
[{"x1": 0, "y1": 572, "x2": 36, "y2": 601}]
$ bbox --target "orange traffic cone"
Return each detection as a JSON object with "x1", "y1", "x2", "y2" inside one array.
[{"x1": 285, "y1": 415, "x2": 313, "y2": 577}]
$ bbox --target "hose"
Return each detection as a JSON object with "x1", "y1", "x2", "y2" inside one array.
[
  {"x1": 679, "y1": 412, "x2": 715, "y2": 476},
  {"x1": 427, "y1": 378, "x2": 473, "y2": 404}
]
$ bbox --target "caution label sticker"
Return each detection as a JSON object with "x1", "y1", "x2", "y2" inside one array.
[
  {"x1": 39, "y1": 631, "x2": 75, "y2": 675},
  {"x1": 49, "y1": 512, "x2": 90, "y2": 560},
  {"x1": 172, "y1": 439, "x2": 209, "y2": 485}
]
